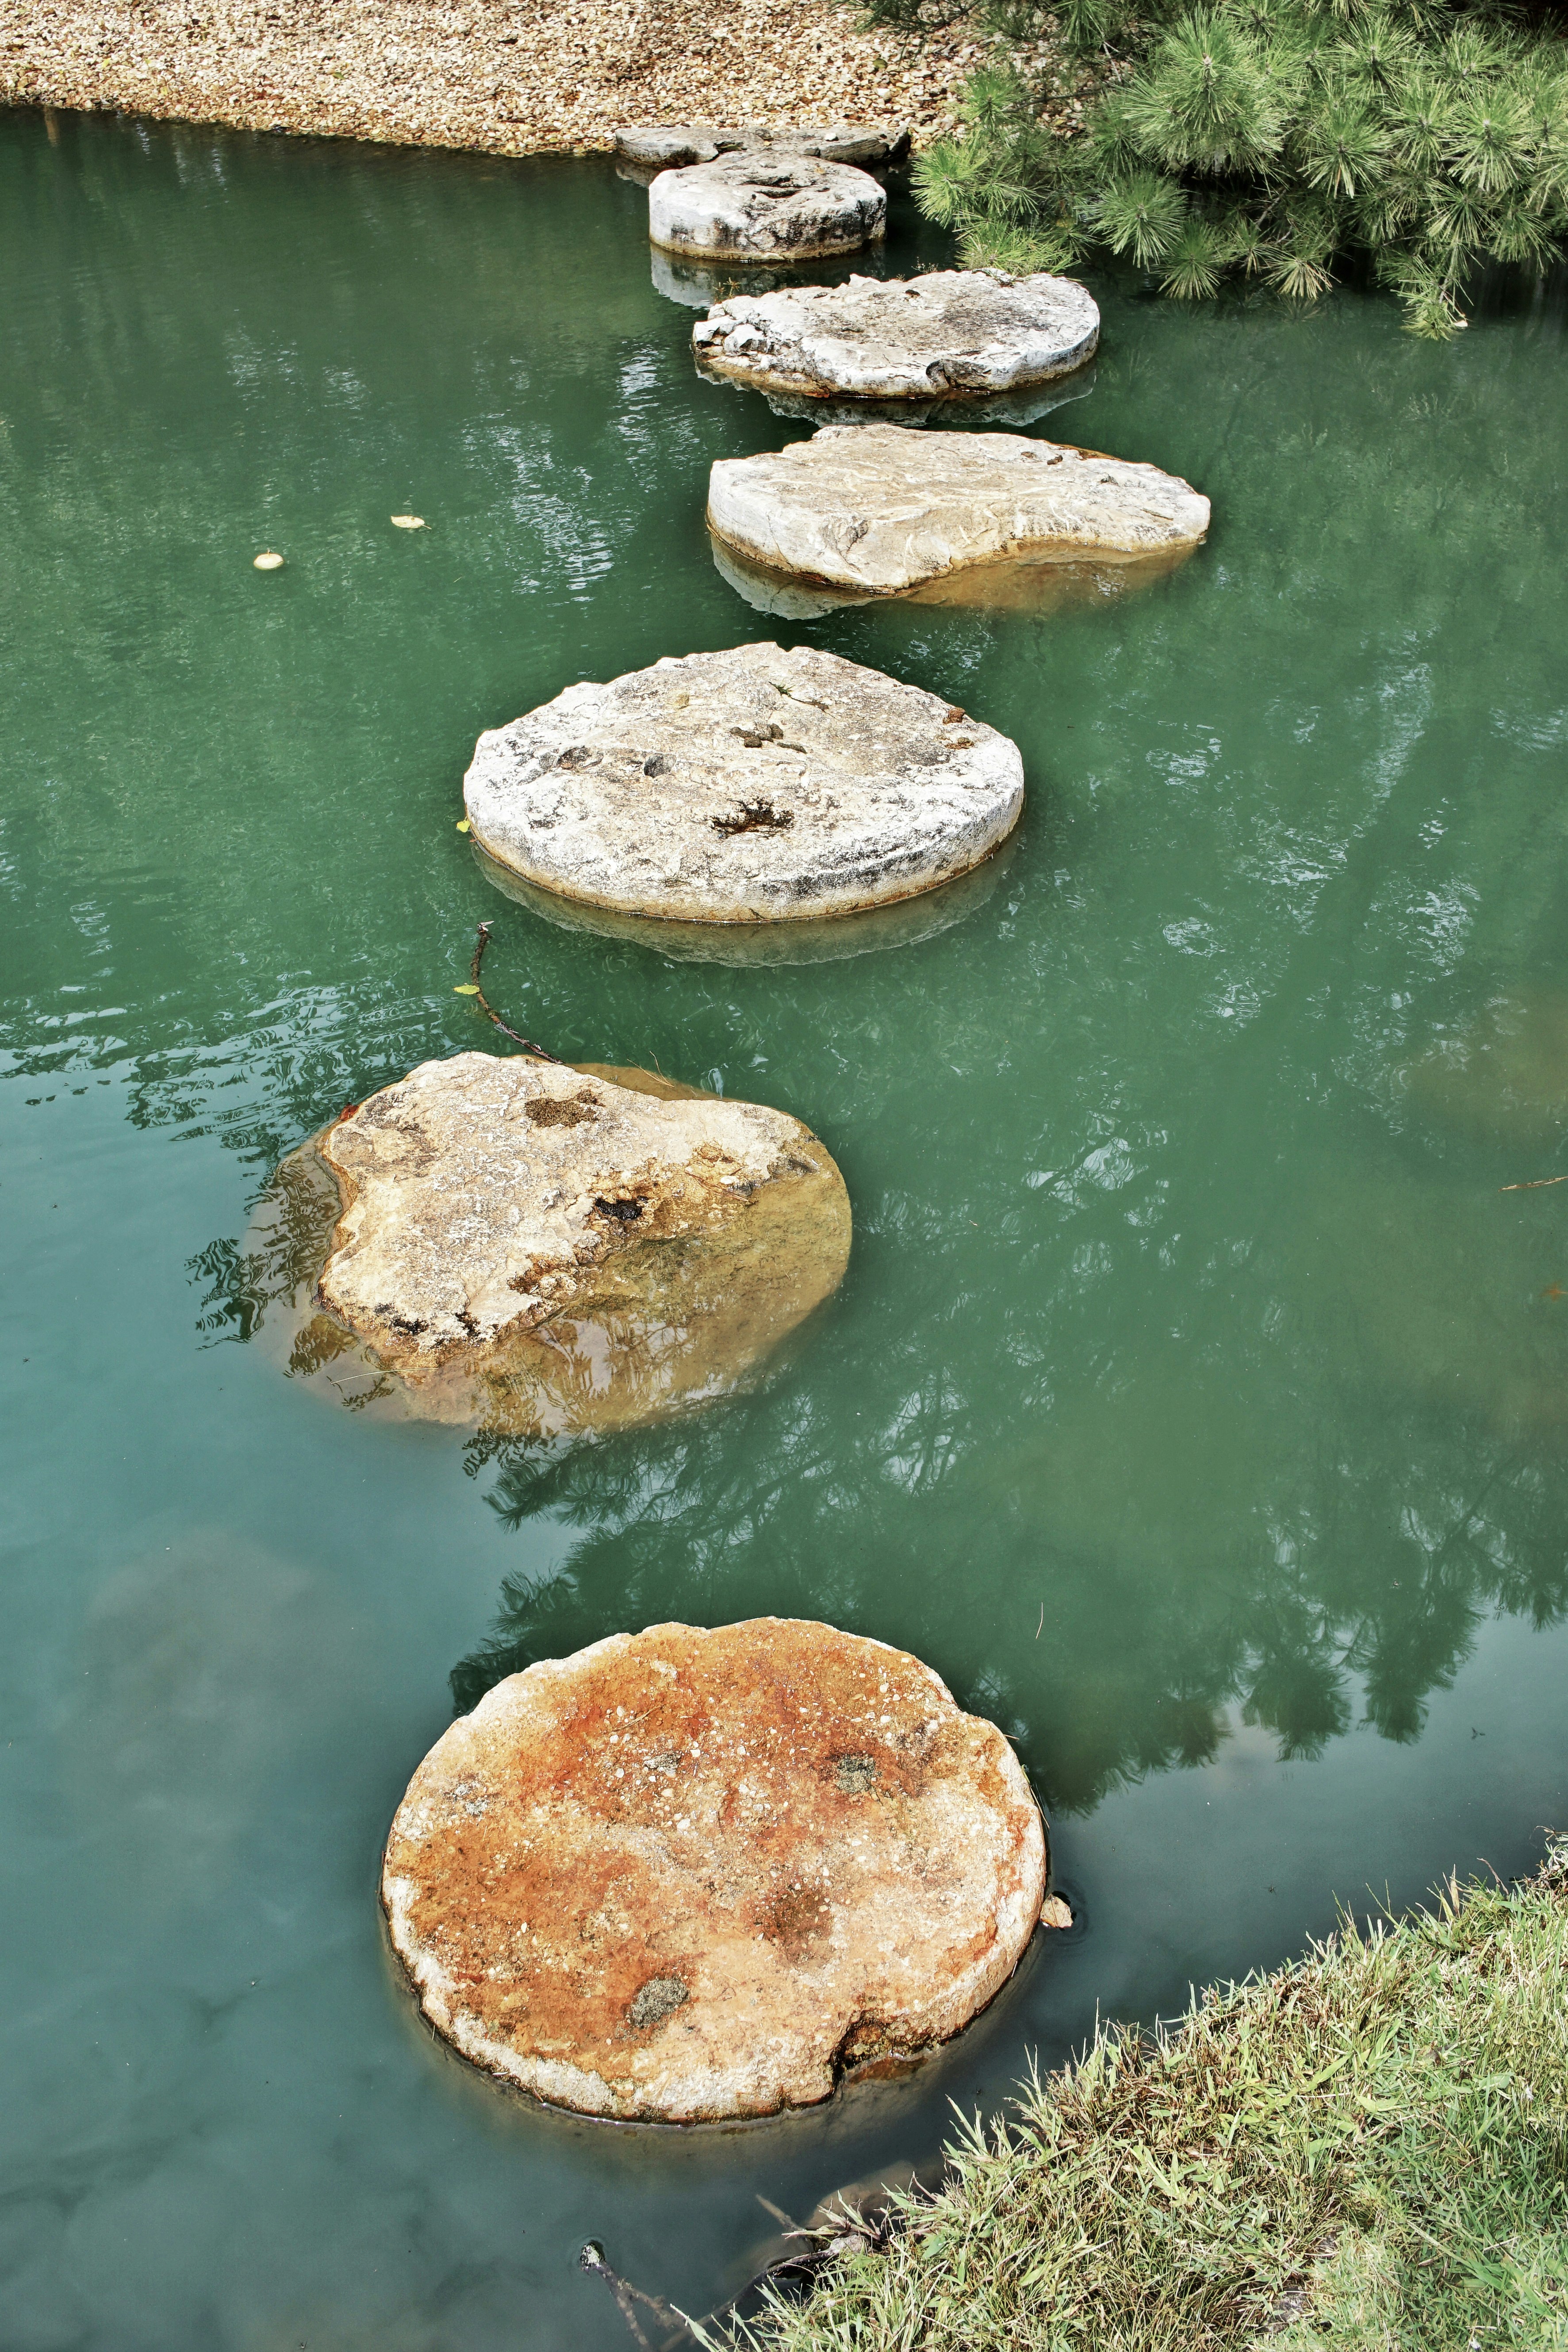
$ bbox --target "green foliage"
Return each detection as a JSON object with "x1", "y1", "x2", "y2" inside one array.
[
  {"x1": 718, "y1": 1843, "x2": 1568, "y2": 2351},
  {"x1": 916, "y1": 0, "x2": 1568, "y2": 333}
]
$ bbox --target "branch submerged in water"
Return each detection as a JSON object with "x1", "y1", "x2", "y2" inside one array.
[{"x1": 458, "y1": 921, "x2": 564, "y2": 1062}]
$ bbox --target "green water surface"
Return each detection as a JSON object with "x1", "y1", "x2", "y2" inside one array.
[{"x1": 4, "y1": 103, "x2": 1568, "y2": 2352}]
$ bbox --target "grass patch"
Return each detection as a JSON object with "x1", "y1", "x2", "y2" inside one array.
[{"x1": 712, "y1": 1838, "x2": 1568, "y2": 2350}]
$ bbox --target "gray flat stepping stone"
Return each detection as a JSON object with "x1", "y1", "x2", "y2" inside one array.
[
  {"x1": 382, "y1": 1617, "x2": 1047, "y2": 2119},
  {"x1": 281, "y1": 1052, "x2": 850, "y2": 1436},
  {"x1": 707, "y1": 422, "x2": 1211, "y2": 597},
  {"x1": 649, "y1": 153, "x2": 886, "y2": 263},
  {"x1": 462, "y1": 641, "x2": 1024, "y2": 925},
  {"x1": 614, "y1": 122, "x2": 907, "y2": 179},
  {"x1": 692, "y1": 269, "x2": 1099, "y2": 402}
]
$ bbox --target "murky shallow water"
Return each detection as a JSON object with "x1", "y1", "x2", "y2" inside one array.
[{"x1": 4, "y1": 103, "x2": 1568, "y2": 2352}]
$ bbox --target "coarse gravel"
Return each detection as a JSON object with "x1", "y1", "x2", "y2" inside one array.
[{"x1": 0, "y1": 0, "x2": 1097, "y2": 160}]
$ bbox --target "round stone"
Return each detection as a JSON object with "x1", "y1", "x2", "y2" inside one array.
[
  {"x1": 693, "y1": 269, "x2": 1100, "y2": 402},
  {"x1": 473, "y1": 830, "x2": 1016, "y2": 967},
  {"x1": 462, "y1": 642, "x2": 1024, "y2": 926},
  {"x1": 381, "y1": 1618, "x2": 1048, "y2": 2121},
  {"x1": 648, "y1": 153, "x2": 886, "y2": 262},
  {"x1": 708, "y1": 423, "x2": 1211, "y2": 598},
  {"x1": 614, "y1": 123, "x2": 906, "y2": 182},
  {"x1": 273, "y1": 1052, "x2": 850, "y2": 1436}
]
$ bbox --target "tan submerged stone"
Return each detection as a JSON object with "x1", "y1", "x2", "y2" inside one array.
[
  {"x1": 263, "y1": 1053, "x2": 850, "y2": 1436},
  {"x1": 707, "y1": 421, "x2": 1211, "y2": 598},
  {"x1": 381, "y1": 1618, "x2": 1049, "y2": 2121}
]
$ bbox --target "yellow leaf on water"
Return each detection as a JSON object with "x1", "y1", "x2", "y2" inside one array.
[
  {"x1": 453, "y1": 984, "x2": 480, "y2": 995},
  {"x1": 455, "y1": 819, "x2": 471, "y2": 833},
  {"x1": 391, "y1": 514, "x2": 426, "y2": 529}
]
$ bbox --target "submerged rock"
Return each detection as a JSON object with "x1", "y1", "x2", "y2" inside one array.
[
  {"x1": 382, "y1": 1617, "x2": 1047, "y2": 2121},
  {"x1": 463, "y1": 641, "x2": 1024, "y2": 925},
  {"x1": 693, "y1": 269, "x2": 1099, "y2": 402},
  {"x1": 708, "y1": 422, "x2": 1211, "y2": 597},
  {"x1": 615, "y1": 122, "x2": 907, "y2": 181},
  {"x1": 649, "y1": 153, "x2": 886, "y2": 262},
  {"x1": 268, "y1": 1053, "x2": 850, "y2": 1436},
  {"x1": 710, "y1": 525, "x2": 1196, "y2": 622}
]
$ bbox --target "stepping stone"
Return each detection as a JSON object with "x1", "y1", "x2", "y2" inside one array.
[
  {"x1": 649, "y1": 153, "x2": 886, "y2": 264},
  {"x1": 475, "y1": 831, "x2": 1016, "y2": 967},
  {"x1": 276, "y1": 1053, "x2": 850, "y2": 1436},
  {"x1": 614, "y1": 122, "x2": 908, "y2": 181},
  {"x1": 708, "y1": 422, "x2": 1211, "y2": 597},
  {"x1": 461, "y1": 641, "x2": 1024, "y2": 925},
  {"x1": 693, "y1": 269, "x2": 1099, "y2": 403},
  {"x1": 382, "y1": 1617, "x2": 1048, "y2": 2120},
  {"x1": 746, "y1": 361, "x2": 1097, "y2": 431}
]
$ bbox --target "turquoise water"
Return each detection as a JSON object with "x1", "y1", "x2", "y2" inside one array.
[{"x1": 4, "y1": 100, "x2": 1568, "y2": 2350}]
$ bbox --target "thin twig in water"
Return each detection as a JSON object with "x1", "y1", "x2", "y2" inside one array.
[
  {"x1": 466, "y1": 921, "x2": 564, "y2": 1061},
  {"x1": 1499, "y1": 1173, "x2": 1568, "y2": 1191},
  {"x1": 1035, "y1": 1603, "x2": 1044, "y2": 1640},
  {"x1": 579, "y1": 2241, "x2": 676, "y2": 2348}
]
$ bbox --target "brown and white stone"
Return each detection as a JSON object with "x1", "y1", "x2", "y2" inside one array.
[
  {"x1": 648, "y1": 153, "x2": 886, "y2": 261},
  {"x1": 693, "y1": 269, "x2": 1099, "y2": 402},
  {"x1": 462, "y1": 642, "x2": 1024, "y2": 925},
  {"x1": 381, "y1": 1617, "x2": 1049, "y2": 2120},
  {"x1": 707, "y1": 422, "x2": 1211, "y2": 596},
  {"x1": 278, "y1": 1053, "x2": 850, "y2": 1435}
]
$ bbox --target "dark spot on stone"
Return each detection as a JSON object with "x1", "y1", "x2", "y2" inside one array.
[
  {"x1": 594, "y1": 1196, "x2": 644, "y2": 1223},
  {"x1": 760, "y1": 1883, "x2": 831, "y2": 1958},
  {"x1": 525, "y1": 1093, "x2": 599, "y2": 1127},
  {"x1": 556, "y1": 744, "x2": 597, "y2": 769},
  {"x1": 730, "y1": 722, "x2": 783, "y2": 749},
  {"x1": 456, "y1": 1307, "x2": 480, "y2": 1336},
  {"x1": 627, "y1": 1974, "x2": 689, "y2": 2030},
  {"x1": 388, "y1": 1313, "x2": 428, "y2": 1335},
  {"x1": 713, "y1": 801, "x2": 794, "y2": 837},
  {"x1": 833, "y1": 1754, "x2": 878, "y2": 1795},
  {"x1": 644, "y1": 753, "x2": 671, "y2": 777}
]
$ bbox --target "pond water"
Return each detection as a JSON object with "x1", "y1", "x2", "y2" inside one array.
[{"x1": 4, "y1": 101, "x2": 1568, "y2": 2352}]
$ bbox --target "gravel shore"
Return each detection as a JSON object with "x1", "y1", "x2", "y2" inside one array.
[{"x1": 0, "y1": 0, "x2": 1091, "y2": 159}]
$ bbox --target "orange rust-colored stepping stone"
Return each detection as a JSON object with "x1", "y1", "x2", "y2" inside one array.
[{"x1": 381, "y1": 1618, "x2": 1047, "y2": 2121}]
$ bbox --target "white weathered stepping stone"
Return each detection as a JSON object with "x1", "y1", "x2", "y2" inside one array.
[
  {"x1": 649, "y1": 153, "x2": 886, "y2": 263},
  {"x1": 382, "y1": 1617, "x2": 1048, "y2": 2120},
  {"x1": 462, "y1": 642, "x2": 1024, "y2": 925},
  {"x1": 475, "y1": 832, "x2": 1015, "y2": 967},
  {"x1": 708, "y1": 422, "x2": 1211, "y2": 596},
  {"x1": 693, "y1": 269, "x2": 1099, "y2": 402},
  {"x1": 280, "y1": 1053, "x2": 850, "y2": 1435},
  {"x1": 616, "y1": 122, "x2": 907, "y2": 177}
]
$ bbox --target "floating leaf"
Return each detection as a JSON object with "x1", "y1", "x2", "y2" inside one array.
[
  {"x1": 453, "y1": 984, "x2": 480, "y2": 995},
  {"x1": 456, "y1": 818, "x2": 472, "y2": 833}
]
